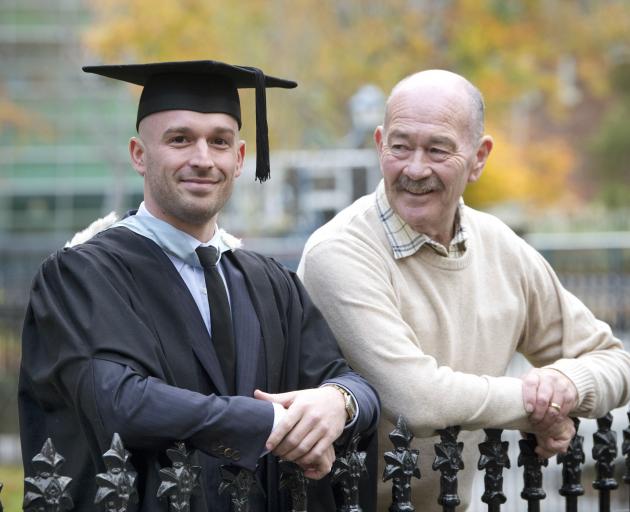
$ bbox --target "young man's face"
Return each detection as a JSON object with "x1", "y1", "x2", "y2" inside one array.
[{"x1": 130, "y1": 109, "x2": 245, "y2": 238}]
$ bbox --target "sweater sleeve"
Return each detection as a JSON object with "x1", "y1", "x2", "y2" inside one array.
[
  {"x1": 518, "y1": 246, "x2": 630, "y2": 418},
  {"x1": 299, "y1": 235, "x2": 531, "y2": 437}
]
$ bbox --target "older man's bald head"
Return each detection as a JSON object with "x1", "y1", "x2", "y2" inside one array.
[{"x1": 384, "y1": 69, "x2": 485, "y2": 143}]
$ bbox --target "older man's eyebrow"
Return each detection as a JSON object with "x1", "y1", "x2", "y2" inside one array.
[
  {"x1": 428, "y1": 135, "x2": 457, "y2": 150},
  {"x1": 386, "y1": 130, "x2": 457, "y2": 149},
  {"x1": 386, "y1": 129, "x2": 412, "y2": 142}
]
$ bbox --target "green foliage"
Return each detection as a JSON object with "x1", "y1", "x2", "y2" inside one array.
[
  {"x1": 0, "y1": 464, "x2": 24, "y2": 511},
  {"x1": 0, "y1": 375, "x2": 19, "y2": 433},
  {"x1": 589, "y1": 62, "x2": 630, "y2": 208}
]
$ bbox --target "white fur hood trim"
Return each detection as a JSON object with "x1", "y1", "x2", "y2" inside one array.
[
  {"x1": 218, "y1": 229, "x2": 243, "y2": 250},
  {"x1": 65, "y1": 211, "x2": 243, "y2": 251},
  {"x1": 65, "y1": 211, "x2": 119, "y2": 248}
]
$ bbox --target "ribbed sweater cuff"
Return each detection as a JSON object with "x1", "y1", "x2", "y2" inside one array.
[
  {"x1": 544, "y1": 359, "x2": 595, "y2": 415},
  {"x1": 480, "y1": 376, "x2": 530, "y2": 432}
]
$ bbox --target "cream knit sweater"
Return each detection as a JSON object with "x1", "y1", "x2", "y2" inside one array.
[{"x1": 298, "y1": 189, "x2": 630, "y2": 511}]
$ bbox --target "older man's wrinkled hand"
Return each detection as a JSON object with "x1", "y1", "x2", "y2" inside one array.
[
  {"x1": 530, "y1": 415, "x2": 576, "y2": 459},
  {"x1": 521, "y1": 367, "x2": 578, "y2": 432}
]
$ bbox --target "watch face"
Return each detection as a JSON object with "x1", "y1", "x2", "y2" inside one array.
[
  {"x1": 329, "y1": 384, "x2": 356, "y2": 420},
  {"x1": 344, "y1": 392, "x2": 357, "y2": 419}
]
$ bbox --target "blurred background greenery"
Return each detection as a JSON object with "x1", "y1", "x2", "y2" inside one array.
[{"x1": 1, "y1": 0, "x2": 629, "y2": 509}]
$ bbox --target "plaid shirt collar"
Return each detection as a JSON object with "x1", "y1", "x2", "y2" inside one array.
[{"x1": 375, "y1": 180, "x2": 468, "y2": 260}]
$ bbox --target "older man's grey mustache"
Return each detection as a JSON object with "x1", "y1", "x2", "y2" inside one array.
[{"x1": 396, "y1": 175, "x2": 443, "y2": 194}]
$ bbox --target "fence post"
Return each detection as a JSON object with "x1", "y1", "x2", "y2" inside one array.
[
  {"x1": 383, "y1": 415, "x2": 421, "y2": 511},
  {"x1": 279, "y1": 460, "x2": 308, "y2": 512},
  {"x1": 518, "y1": 433, "x2": 547, "y2": 512},
  {"x1": 218, "y1": 466, "x2": 257, "y2": 512},
  {"x1": 477, "y1": 428, "x2": 509, "y2": 512},
  {"x1": 592, "y1": 413, "x2": 619, "y2": 512},
  {"x1": 94, "y1": 433, "x2": 138, "y2": 511},
  {"x1": 623, "y1": 408, "x2": 630, "y2": 512},
  {"x1": 23, "y1": 438, "x2": 74, "y2": 511},
  {"x1": 432, "y1": 426, "x2": 464, "y2": 512},
  {"x1": 557, "y1": 418, "x2": 584, "y2": 512},
  {"x1": 331, "y1": 435, "x2": 367, "y2": 512},
  {"x1": 157, "y1": 442, "x2": 202, "y2": 511}
]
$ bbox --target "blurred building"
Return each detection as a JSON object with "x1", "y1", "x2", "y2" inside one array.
[
  {"x1": 1, "y1": 0, "x2": 137, "y2": 311},
  {"x1": 1, "y1": 0, "x2": 138, "y2": 234}
]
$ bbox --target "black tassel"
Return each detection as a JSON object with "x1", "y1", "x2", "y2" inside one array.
[{"x1": 249, "y1": 67, "x2": 270, "y2": 182}]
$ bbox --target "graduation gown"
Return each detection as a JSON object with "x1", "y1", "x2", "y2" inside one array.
[{"x1": 19, "y1": 226, "x2": 379, "y2": 511}]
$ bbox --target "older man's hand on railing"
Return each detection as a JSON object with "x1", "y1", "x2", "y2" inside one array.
[
  {"x1": 521, "y1": 368, "x2": 578, "y2": 429},
  {"x1": 254, "y1": 387, "x2": 346, "y2": 479},
  {"x1": 530, "y1": 415, "x2": 576, "y2": 459},
  {"x1": 520, "y1": 367, "x2": 579, "y2": 458}
]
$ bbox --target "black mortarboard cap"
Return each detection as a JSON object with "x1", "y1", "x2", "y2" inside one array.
[{"x1": 83, "y1": 60, "x2": 297, "y2": 182}]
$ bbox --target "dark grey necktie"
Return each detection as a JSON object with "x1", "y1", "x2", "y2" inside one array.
[{"x1": 195, "y1": 246, "x2": 236, "y2": 395}]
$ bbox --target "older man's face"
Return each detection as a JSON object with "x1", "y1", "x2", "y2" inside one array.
[{"x1": 375, "y1": 85, "x2": 486, "y2": 246}]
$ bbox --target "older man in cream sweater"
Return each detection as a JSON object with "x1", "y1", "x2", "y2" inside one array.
[{"x1": 298, "y1": 70, "x2": 630, "y2": 511}]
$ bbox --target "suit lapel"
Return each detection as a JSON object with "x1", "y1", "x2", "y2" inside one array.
[
  {"x1": 227, "y1": 250, "x2": 286, "y2": 393},
  {"x1": 142, "y1": 237, "x2": 229, "y2": 395},
  {"x1": 221, "y1": 255, "x2": 261, "y2": 396}
]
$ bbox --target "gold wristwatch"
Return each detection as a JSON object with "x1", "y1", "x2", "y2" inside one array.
[{"x1": 327, "y1": 384, "x2": 357, "y2": 421}]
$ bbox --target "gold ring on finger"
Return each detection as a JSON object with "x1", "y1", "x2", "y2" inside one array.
[{"x1": 549, "y1": 402, "x2": 561, "y2": 412}]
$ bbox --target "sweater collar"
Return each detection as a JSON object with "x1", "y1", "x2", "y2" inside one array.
[{"x1": 375, "y1": 180, "x2": 468, "y2": 260}]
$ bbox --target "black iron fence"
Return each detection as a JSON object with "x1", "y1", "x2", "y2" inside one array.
[{"x1": 2, "y1": 409, "x2": 629, "y2": 512}]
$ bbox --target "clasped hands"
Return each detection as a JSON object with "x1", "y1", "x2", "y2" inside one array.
[
  {"x1": 521, "y1": 368, "x2": 579, "y2": 459},
  {"x1": 254, "y1": 386, "x2": 347, "y2": 480}
]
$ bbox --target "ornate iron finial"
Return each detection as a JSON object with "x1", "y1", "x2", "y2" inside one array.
[
  {"x1": 157, "y1": 442, "x2": 201, "y2": 512},
  {"x1": 331, "y1": 435, "x2": 368, "y2": 512},
  {"x1": 557, "y1": 417, "x2": 584, "y2": 511},
  {"x1": 517, "y1": 433, "x2": 547, "y2": 511},
  {"x1": 432, "y1": 426, "x2": 464, "y2": 511},
  {"x1": 477, "y1": 428, "x2": 510, "y2": 511},
  {"x1": 383, "y1": 415, "x2": 421, "y2": 511},
  {"x1": 218, "y1": 465, "x2": 258, "y2": 512},
  {"x1": 94, "y1": 433, "x2": 138, "y2": 511},
  {"x1": 279, "y1": 460, "x2": 308, "y2": 512},
  {"x1": 23, "y1": 438, "x2": 74, "y2": 511},
  {"x1": 592, "y1": 413, "x2": 618, "y2": 512}
]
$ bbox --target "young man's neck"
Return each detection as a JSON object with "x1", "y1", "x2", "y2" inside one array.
[{"x1": 143, "y1": 203, "x2": 217, "y2": 243}]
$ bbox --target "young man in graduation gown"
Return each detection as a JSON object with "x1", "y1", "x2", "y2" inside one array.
[{"x1": 19, "y1": 60, "x2": 380, "y2": 511}]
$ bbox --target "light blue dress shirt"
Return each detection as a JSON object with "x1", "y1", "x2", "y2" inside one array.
[{"x1": 113, "y1": 202, "x2": 231, "y2": 336}]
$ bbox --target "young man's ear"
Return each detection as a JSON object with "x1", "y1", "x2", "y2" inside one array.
[
  {"x1": 234, "y1": 140, "x2": 246, "y2": 178},
  {"x1": 468, "y1": 135, "x2": 493, "y2": 184},
  {"x1": 129, "y1": 137, "x2": 146, "y2": 176}
]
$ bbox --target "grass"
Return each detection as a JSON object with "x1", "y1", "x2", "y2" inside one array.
[{"x1": 0, "y1": 464, "x2": 23, "y2": 511}]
